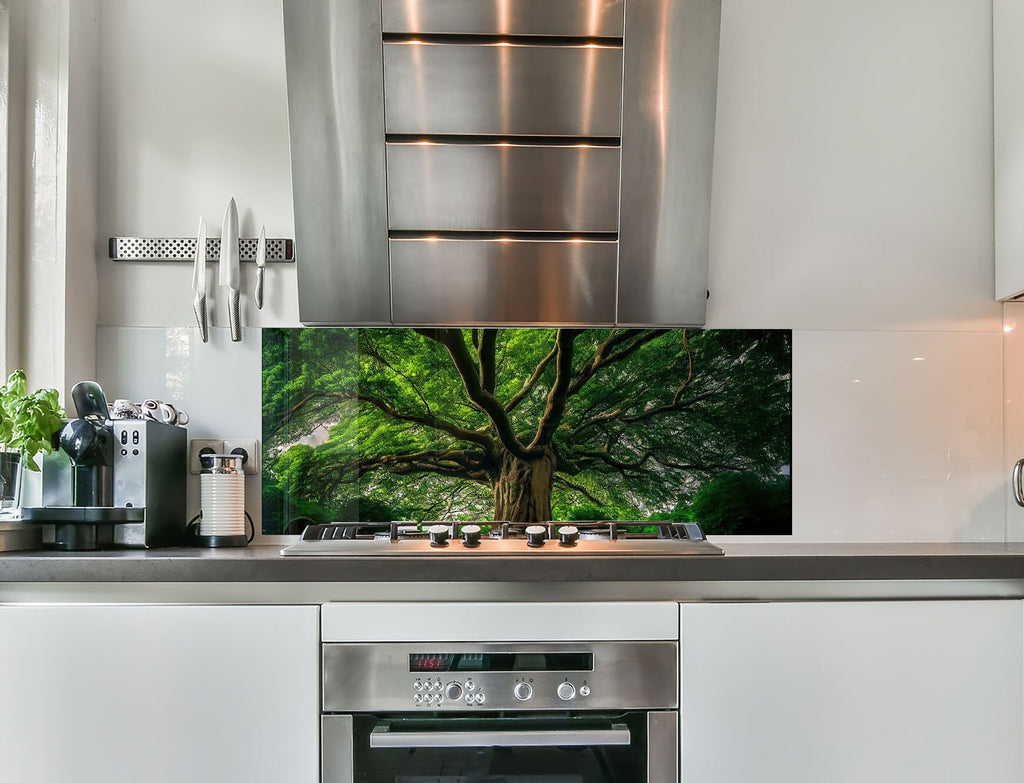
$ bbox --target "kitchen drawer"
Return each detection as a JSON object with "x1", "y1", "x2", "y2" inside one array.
[
  {"x1": 384, "y1": 42, "x2": 623, "y2": 137},
  {"x1": 385, "y1": 142, "x2": 621, "y2": 232},
  {"x1": 381, "y1": 0, "x2": 625, "y2": 37},
  {"x1": 390, "y1": 238, "x2": 617, "y2": 324}
]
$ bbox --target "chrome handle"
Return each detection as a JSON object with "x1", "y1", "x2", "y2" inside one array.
[
  {"x1": 254, "y1": 266, "x2": 265, "y2": 310},
  {"x1": 1013, "y1": 459, "x2": 1024, "y2": 507},
  {"x1": 192, "y1": 294, "x2": 208, "y2": 343},
  {"x1": 369, "y1": 723, "x2": 631, "y2": 749},
  {"x1": 228, "y1": 289, "x2": 241, "y2": 342}
]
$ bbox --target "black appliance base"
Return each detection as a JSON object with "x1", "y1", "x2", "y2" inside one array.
[{"x1": 194, "y1": 533, "x2": 249, "y2": 548}]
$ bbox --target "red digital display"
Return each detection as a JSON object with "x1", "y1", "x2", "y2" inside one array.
[{"x1": 410, "y1": 654, "x2": 455, "y2": 672}]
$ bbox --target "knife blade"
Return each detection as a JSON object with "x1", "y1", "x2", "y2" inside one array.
[
  {"x1": 191, "y1": 217, "x2": 209, "y2": 342},
  {"x1": 219, "y1": 197, "x2": 241, "y2": 342},
  {"x1": 254, "y1": 224, "x2": 266, "y2": 310}
]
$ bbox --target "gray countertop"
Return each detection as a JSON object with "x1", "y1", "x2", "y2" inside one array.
[{"x1": 2, "y1": 542, "x2": 1024, "y2": 585}]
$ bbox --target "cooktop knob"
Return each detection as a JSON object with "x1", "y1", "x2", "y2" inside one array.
[
  {"x1": 557, "y1": 525, "x2": 579, "y2": 547},
  {"x1": 427, "y1": 524, "x2": 450, "y2": 547},
  {"x1": 556, "y1": 682, "x2": 576, "y2": 701},
  {"x1": 513, "y1": 682, "x2": 533, "y2": 701},
  {"x1": 525, "y1": 525, "x2": 547, "y2": 548},
  {"x1": 461, "y1": 524, "x2": 482, "y2": 548}
]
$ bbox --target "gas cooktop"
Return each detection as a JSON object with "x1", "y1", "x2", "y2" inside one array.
[{"x1": 279, "y1": 521, "x2": 724, "y2": 557}]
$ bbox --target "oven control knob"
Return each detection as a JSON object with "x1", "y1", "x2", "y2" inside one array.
[
  {"x1": 445, "y1": 682, "x2": 464, "y2": 701},
  {"x1": 461, "y1": 524, "x2": 482, "y2": 548},
  {"x1": 557, "y1": 525, "x2": 579, "y2": 546},
  {"x1": 525, "y1": 525, "x2": 547, "y2": 547},
  {"x1": 557, "y1": 682, "x2": 576, "y2": 701},
  {"x1": 579, "y1": 685, "x2": 591, "y2": 697},
  {"x1": 427, "y1": 524, "x2": 450, "y2": 547},
  {"x1": 514, "y1": 682, "x2": 533, "y2": 701}
]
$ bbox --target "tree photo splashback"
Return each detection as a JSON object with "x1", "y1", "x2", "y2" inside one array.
[{"x1": 262, "y1": 328, "x2": 792, "y2": 535}]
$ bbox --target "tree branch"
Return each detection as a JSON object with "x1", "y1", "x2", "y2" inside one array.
[
  {"x1": 357, "y1": 449, "x2": 494, "y2": 482},
  {"x1": 575, "y1": 448, "x2": 742, "y2": 475},
  {"x1": 619, "y1": 385, "x2": 725, "y2": 424},
  {"x1": 274, "y1": 390, "x2": 493, "y2": 451},
  {"x1": 478, "y1": 330, "x2": 498, "y2": 394},
  {"x1": 424, "y1": 329, "x2": 540, "y2": 461},
  {"x1": 530, "y1": 329, "x2": 576, "y2": 448},
  {"x1": 568, "y1": 329, "x2": 669, "y2": 397},
  {"x1": 505, "y1": 342, "x2": 558, "y2": 414},
  {"x1": 552, "y1": 475, "x2": 602, "y2": 506}
]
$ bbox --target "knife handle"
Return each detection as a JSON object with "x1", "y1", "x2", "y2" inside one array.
[
  {"x1": 255, "y1": 267, "x2": 265, "y2": 310},
  {"x1": 193, "y1": 295, "x2": 209, "y2": 343},
  {"x1": 229, "y1": 289, "x2": 241, "y2": 342}
]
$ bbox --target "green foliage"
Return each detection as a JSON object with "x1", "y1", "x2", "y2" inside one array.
[
  {"x1": 0, "y1": 370, "x2": 65, "y2": 471},
  {"x1": 687, "y1": 472, "x2": 792, "y2": 535},
  {"x1": 262, "y1": 328, "x2": 792, "y2": 534}
]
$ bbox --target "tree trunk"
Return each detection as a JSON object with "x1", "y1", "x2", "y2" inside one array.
[{"x1": 493, "y1": 448, "x2": 555, "y2": 524}]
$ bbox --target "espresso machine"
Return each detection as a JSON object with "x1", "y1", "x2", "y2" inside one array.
[{"x1": 22, "y1": 381, "x2": 187, "y2": 550}]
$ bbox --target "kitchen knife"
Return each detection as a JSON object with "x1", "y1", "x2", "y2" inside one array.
[
  {"x1": 219, "y1": 197, "x2": 241, "y2": 342},
  {"x1": 192, "y1": 217, "x2": 209, "y2": 342},
  {"x1": 254, "y1": 224, "x2": 266, "y2": 310}
]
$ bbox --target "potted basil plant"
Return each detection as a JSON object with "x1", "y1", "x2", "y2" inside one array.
[{"x1": 0, "y1": 370, "x2": 65, "y2": 513}]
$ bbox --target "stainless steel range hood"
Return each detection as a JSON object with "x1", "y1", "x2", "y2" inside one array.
[{"x1": 283, "y1": 0, "x2": 721, "y2": 326}]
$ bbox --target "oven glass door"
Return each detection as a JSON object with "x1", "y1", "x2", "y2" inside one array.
[{"x1": 324, "y1": 712, "x2": 677, "y2": 783}]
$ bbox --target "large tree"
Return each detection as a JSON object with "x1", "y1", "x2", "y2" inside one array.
[{"x1": 263, "y1": 328, "x2": 790, "y2": 531}]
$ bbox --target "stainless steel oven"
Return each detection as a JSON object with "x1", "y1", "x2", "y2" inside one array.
[{"x1": 321, "y1": 641, "x2": 678, "y2": 783}]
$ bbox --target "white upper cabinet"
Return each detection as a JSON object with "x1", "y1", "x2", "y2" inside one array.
[{"x1": 996, "y1": 0, "x2": 1024, "y2": 300}]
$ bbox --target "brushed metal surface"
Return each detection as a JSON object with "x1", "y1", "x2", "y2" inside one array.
[
  {"x1": 617, "y1": 0, "x2": 721, "y2": 325},
  {"x1": 389, "y1": 238, "x2": 617, "y2": 324},
  {"x1": 647, "y1": 712, "x2": 679, "y2": 783},
  {"x1": 0, "y1": 523, "x2": 42, "y2": 552},
  {"x1": 322, "y1": 641, "x2": 678, "y2": 712},
  {"x1": 284, "y1": 530, "x2": 721, "y2": 556},
  {"x1": 322, "y1": 715, "x2": 354, "y2": 783},
  {"x1": 386, "y1": 143, "x2": 621, "y2": 231},
  {"x1": 383, "y1": 42, "x2": 623, "y2": 137},
  {"x1": 382, "y1": 0, "x2": 625, "y2": 37},
  {"x1": 283, "y1": 0, "x2": 391, "y2": 325},
  {"x1": 369, "y1": 723, "x2": 631, "y2": 748}
]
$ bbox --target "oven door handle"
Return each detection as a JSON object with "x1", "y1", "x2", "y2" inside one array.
[{"x1": 369, "y1": 723, "x2": 632, "y2": 749}]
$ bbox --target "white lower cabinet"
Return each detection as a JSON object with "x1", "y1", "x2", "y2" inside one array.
[
  {"x1": 0, "y1": 604, "x2": 319, "y2": 783},
  {"x1": 679, "y1": 600, "x2": 1023, "y2": 783}
]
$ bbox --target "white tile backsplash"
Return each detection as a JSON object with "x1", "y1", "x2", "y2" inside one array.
[
  {"x1": 790, "y1": 330, "x2": 1004, "y2": 541},
  {"x1": 93, "y1": 326, "x2": 1009, "y2": 543},
  {"x1": 96, "y1": 326, "x2": 263, "y2": 527},
  {"x1": 1002, "y1": 302, "x2": 1024, "y2": 540}
]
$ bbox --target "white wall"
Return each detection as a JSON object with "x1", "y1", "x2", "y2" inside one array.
[{"x1": 92, "y1": 0, "x2": 1005, "y2": 542}]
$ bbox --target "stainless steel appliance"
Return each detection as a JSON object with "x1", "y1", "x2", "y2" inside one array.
[
  {"x1": 24, "y1": 418, "x2": 187, "y2": 550},
  {"x1": 321, "y1": 603, "x2": 680, "y2": 782},
  {"x1": 281, "y1": 520, "x2": 723, "y2": 557},
  {"x1": 283, "y1": 0, "x2": 722, "y2": 327}
]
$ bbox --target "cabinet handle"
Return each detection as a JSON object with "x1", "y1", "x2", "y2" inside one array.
[
  {"x1": 369, "y1": 723, "x2": 630, "y2": 749},
  {"x1": 1013, "y1": 458, "x2": 1024, "y2": 507}
]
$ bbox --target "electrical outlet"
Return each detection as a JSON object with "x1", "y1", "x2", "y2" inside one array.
[
  {"x1": 189, "y1": 439, "x2": 224, "y2": 474},
  {"x1": 223, "y1": 438, "x2": 260, "y2": 475}
]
